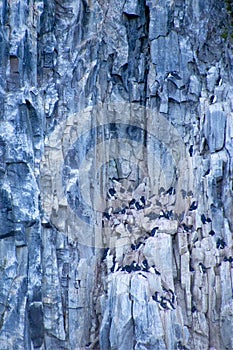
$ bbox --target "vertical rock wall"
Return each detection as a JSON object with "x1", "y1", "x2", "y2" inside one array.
[{"x1": 0, "y1": 0, "x2": 233, "y2": 349}]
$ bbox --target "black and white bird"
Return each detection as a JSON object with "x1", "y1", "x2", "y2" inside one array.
[
  {"x1": 135, "y1": 242, "x2": 144, "y2": 250},
  {"x1": 131, "y1": 244, "x2": 136, "y2": 251},
  {"x1": 216, "y1": 238, "x2": 226, "y2": 249},
  {"x1": 141, "y1": 259, "x2": 149, "y2": 271},
  {"x1": 107, "y1": 187, "x2": 117, "y2": 199},
  {"x1": 191, "y1": 305, "x2": 197, "y2": 313},
  {"x1": 189, "y1": 201, "x2": 198, "y2": 211},
  {"x1": 201, "y1": 214, "x2": 207, "y2": 224},
  {"x1": 103, "y1": 211, "x2": 111, "y2": 220},
  {"x1": 201, "y1": 214, "x2": 211, "y2": 224},
  {"x1": 189, "y1": 145, "x2": 194, "y2": 157},
  {"x1": 166, "y1": 71, "x2": 182, "y2": 80},
  {"x1": 159, "y1": 210, "x2": 170, "y2": 219},
  {"x1": 152, "y1": 292, "x2": 160, "y2": 302},
  {"x1": 182, "y1": 223, "x2": 190, "y2": 232},
  {"x1": 204, "y1": 168, "x2": 210, "y2": 176},
  {"x1": 210, "y1": 95, "x2": 217, "y2": 104},
  {"x1": 150, "y1": 227, "x2": 159, "y2": 237},
  {"x1": 149, "y1": 265, "x2": 160, "y2": 275},
  {"x1": 110, "y1": 257, "x2": 118, "y2": 273},
  {"x1": 199, "y1": 262, "x2": 207, "y2": 273},
  {"x1": 122, "y1": 264, "x2": 132, "y2": 273},
  {"x1": 101, "y1": 248, "x2": 110, "y2": 262},
  {"x1": 217, "y1": 77, "x2": 222, "y2": 86},
  {"x1": 111, "y1": 177, "x2": 120, "y2": 183},
  {"x1": 135, "y1": 201, "x2": 144, "y2": 210},
  {"x1": 139, "y1": 196, "x2": 146, "y2": 206},
  {"x1": 169, "y1": 289, "x2": 176, "y2": 304},
  {"x1": 131, "y1": 261, "x2": 141, "y2": 271},
  {"x1": 166, "y1": 187, "x2": 176, "y2": 195},
  {"x1": 165, "y1": 299, "x2": 176, "y2": 310},
  {"x1": 121, "y1": 207, "x2": 128, "y2": 214},
  {"x1": 223, "y1": 256, "x2": 232, "y2": 262},
  {"x1": 129, "y1": 198, "x2": 136, "y2": 208}
]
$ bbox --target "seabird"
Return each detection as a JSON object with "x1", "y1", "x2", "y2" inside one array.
[
  {"x1": 113, "y1": 208, "x2": 122, "y2": 215},
  {"x1": 209, "y1": 230, "x2": 215, "y2": 236},
  {"x1": 139, "y1": 196, "x2": 146, "y2": 206},
  {"x1": 189, "y1": 201, "x2": 198, "y2": 211},
  {"x1": 103, "y1": 211, "x2": 111, "y2": 220},
  {"x1": 166, "y1": 187, "x2": 176, "y2": 195},
  {"x1": 201, "y1": 214, "x2": 211, "y2": 224},
  {"x1": 191, "y1": 305, "x2": 197, "y2": 313},
  {"x1": 141, "y1": 259, "x2": 149, "y2": 271},
  {"x1": 110, "y1": 257, "x2": 117, "y2": 273},
  {"x1": 177, "y1": 341, "x2": 189, "y2": 350},
  {"x1": 166, "y1": 299, "x2": 176, "y2": 310},
  {"x1": 162, "y1": 286, "x2": 169, "y2": 293},
  {"x1": 169, "y1": 289, "x2": 176, "y2": 304},
  {"x1": 146, "y1": 264, "x2": 160, "y2": 275},
  {"x1": 132, "y1": 261, "x2": 141, "y2": 271},
  {"x1": 121, "y1": 264, "x2": 130, "y2": 273},
  {"x1": 201, "y1": 214, "x2": 206, "y2": 224},
  {"x1": 129, "y1": 198, "x2": 136, "y2": 207},
  {"x1": 114, "y1": 262, "x2": 119, "y2": 272},
  {"x1": 135, "y1": 201, "x2": 143, "y2": 210},
  {"x1": 166, "y1": 71, "x2": 182, "y2": 80},
  {"x1": 121, "y1": 207, "x2": 127, "y2": 214},
  {"x1": 190, "y1": 265, "x2": 195, "y2": 272},
  {"x1": 150, "y1": 227, "x2": 159, "y2": 237},
  {"x1": 135, "y1": 242, "x2": 144, "y2": 250},
  {"x1": 217, "y1": 77, "x2": 222, "y2": 86},
  {"x1": 101, "y1": 248, "x2": 110, "y2": 262},
  {"x1": 108, "y1": 187, "x2": 116, "y2": 197},
  {"x1": 153, "y1": 265, "x2": 161, "y2": 275},
  {"x1": 199, "y1": 262, "x2": 207, "y2": 273},
  {"x1": 111, "y1": 177, "x2": 120, "y2": 183},
  {"x1": 152, "y1": 292, "x2": 160, "y2": 302},
  {"x1": 167, "y1": 210, "x2": 174, "y2": 219},
  {"x1": 204, "y1": 169, "x2": 210, "y2": 176},
  {"x1": 216, "y1": 238, "x2": 226, "y2": 249},
  {"x1": 159, "y1": 210, "x2": 170, "y2": 219},
  {"x1": 159, "y1": 297, "x2": 169, "y2": 309},
  {"x1": 189, "y1": 145, "x2": 194, "y2": 157},
  {"x1": 148, "y1": 266, "x2": 156, "y2": 274},
  {"x1": 210, "y1": 95, "x2": 217, "y2": 104},
  {"x1": 182, "y1": 223, "x2": 190, "y2": 232}
]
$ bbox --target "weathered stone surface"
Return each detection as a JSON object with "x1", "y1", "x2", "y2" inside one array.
[
  {"x1": 204, "y1": 104, "x2": 226, "y2": 153},
  {"x1": 0, "y1": 0, "x2": 233, "y2": 349}
]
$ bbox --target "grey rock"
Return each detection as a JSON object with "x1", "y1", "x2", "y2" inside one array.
[
  {"x1": 123, "y1": 0, "x2": 140, "y2": 17},
  {"x1": 204, "y1": 104, "x2": 226, "y2": 153},
  {"x1": 150, "y1": 31, "x2": 180, "y2": 76},
  {"x1": 0, "y1": 0, "x2": 232, "y2": 349},
  {"x1": 148, "y1": 2, "x2": 168, "y2": 40}
]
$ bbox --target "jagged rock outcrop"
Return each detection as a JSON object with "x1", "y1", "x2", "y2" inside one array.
[{"x1": 0, "y1": 0, "x2": 233, "y2": 349}]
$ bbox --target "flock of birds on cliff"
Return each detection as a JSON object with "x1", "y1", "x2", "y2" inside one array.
[{"x1": 99, "y1": 177, "x2": 232, "y2": 312}]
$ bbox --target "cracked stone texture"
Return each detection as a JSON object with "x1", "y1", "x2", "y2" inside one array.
[{"x1": 0, "y1": 0, "x2": 233, "y2": 349}]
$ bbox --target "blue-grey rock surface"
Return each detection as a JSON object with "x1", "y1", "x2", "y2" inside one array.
[{"x1": 0, "y1": 0, "x2": 233, "y2": 349}]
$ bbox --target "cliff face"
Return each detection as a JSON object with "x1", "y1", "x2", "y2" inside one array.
[{"x1": 0, "y1": 0, "x2": 233, "y2": 349}]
